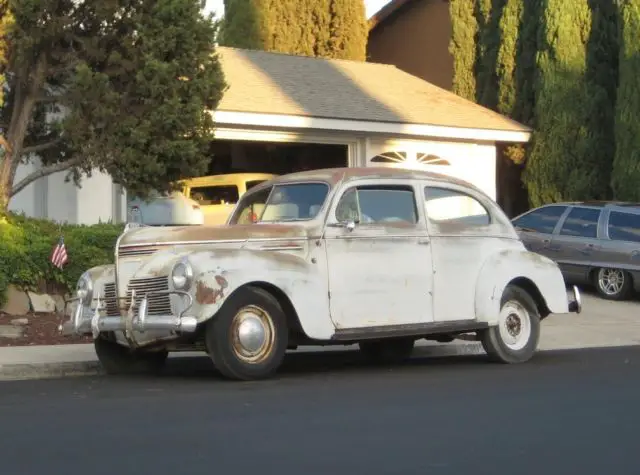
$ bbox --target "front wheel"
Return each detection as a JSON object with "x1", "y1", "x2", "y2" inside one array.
[
  {"x1": 480, "y1": 285, "x2": 540, "y2": 364},
  {"x1": 94, "y1": 337, "x2": 168, "y2": 375},
  {"x1": 205, "y1": 286, "x2": 288, "y2": 381}
]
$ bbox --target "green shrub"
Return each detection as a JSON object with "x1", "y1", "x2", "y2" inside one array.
[{"x1": 0, "y1": 212, "x2": 124, "y2": 307}]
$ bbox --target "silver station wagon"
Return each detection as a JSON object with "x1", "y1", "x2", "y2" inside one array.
[
  {"x1": 61, "y1": 167, "x2": 582, "y2": 381},
  {"x1": 512, "y1": 202, "x2": 640, "y2": 300}
]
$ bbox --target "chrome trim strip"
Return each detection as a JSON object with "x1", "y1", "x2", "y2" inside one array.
[
  {"x1": 258, "y1": 245, "x2": 305, "y2": 251},
  {"x1": 118, "y1": 236, "x2": 311, "y2": 248}
]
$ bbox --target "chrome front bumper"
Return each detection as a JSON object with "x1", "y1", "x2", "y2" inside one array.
[
  {"x1": 568, "y1": 285, "x2": 582, "y2": 314},
  {"x1": 59, "y1": 290, "x2": 198, "y2": 338}
]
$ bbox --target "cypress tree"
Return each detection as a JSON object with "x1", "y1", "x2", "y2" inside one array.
[
  {"x1": 523, "y1": 0, "x2": 605, "y2": 207},
  {"x1": 475, "y1": 0, "x2": 507, "y2": 109},
  {"x1": 611, "y1": 0, "x2": 640, "y2": 200},
  {"x1": 449, "y1": 0, "x2": 478, "y2": 101},
  {"x1": 219, "y1": 0, "x2": 367, "y2": 61}
]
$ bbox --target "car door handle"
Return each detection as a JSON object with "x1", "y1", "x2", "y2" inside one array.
[
  {"x1": 579, "y1": 244, "x2": 595, "y2": 255},
  {"x1": 418, "y1": 238, "x2": 430, "y2": 245}
]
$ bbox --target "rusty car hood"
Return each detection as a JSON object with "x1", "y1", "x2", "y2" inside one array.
[{"x1": 119, "y1": 223, "x2": 315, "y2": 247}]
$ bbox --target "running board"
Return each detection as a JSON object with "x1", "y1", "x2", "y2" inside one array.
[{"x1": 331, "y1": 320, "x2": 489, "y2": 342}]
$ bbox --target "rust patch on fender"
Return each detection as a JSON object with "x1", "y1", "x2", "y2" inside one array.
[{"x1": 195, "y1": 276, "x2": 229, "y2": 305}]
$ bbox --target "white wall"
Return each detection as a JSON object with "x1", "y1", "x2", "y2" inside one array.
[{"x1": 9, "y1": 161, "x2": 126, "y2": 225}]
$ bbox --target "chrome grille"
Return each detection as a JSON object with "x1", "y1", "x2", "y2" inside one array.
[
  {"x1": 118, "y1": 246, "x2": 160, "y2": 258},
  {"x1": 126, "y1": 276, "x2": 171, "y2": 316},
  {"x1": 103, "y1": 282, "x2": 119, "y2": 317},
  {"x1": 102, "y1": 277, "x2": 171, "y2": 317}
]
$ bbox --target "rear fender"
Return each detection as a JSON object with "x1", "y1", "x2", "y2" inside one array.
[{"x1": 475, "y1": 249, "x2": 569, "y2": 325}]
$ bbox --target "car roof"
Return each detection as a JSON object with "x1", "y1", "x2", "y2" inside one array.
[
  {"x1": 260, "y1": 167, "x2": 482, "y2": 191},
  {"x1": 539, "y1": 201, "x2": 640, "y2": 210}
]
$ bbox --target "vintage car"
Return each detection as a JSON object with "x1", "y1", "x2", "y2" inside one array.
[{"x1": 60, "y1": 167, "x2": 582, "y2": 381}]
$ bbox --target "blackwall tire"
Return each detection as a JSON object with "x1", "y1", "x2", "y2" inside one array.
[
  {"x1": 594, "y1": 267, "x2": 632, "y2": 301},
  {"x1": 480, "y1": 285, "x2": 540, "y2": 364},
  {"x1": 205, "y1": 286, "x2": 288, "y2": 381}
]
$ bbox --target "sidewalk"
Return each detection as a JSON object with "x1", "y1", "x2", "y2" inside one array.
[{"x1": 1, "y1": 293, "x2": 639, "y2": 381}]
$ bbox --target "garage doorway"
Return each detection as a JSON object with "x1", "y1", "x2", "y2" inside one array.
[{"x1": 206, "y1": 139, "x2": 349, "y2": 176}]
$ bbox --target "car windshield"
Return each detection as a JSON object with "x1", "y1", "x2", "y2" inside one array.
[{"x1": 229, "y1": 182, "x2": 330, "y2": 224}]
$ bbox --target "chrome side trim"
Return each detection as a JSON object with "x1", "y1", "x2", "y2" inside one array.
[{"x1": 118, "y1": 236, "x2": 311, "y2": 248}]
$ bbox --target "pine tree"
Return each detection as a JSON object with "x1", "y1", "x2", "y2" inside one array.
[
  {"x1": 219, "y1": 0, "x2": 367, "y2": 61},
  {"x1": 449, "y1": 0, "x2": 478, "y2": 101},
  {"x1": 611, "y1": 0, "x2": 640, "y2": 200},
  {"x1": 523, "y1": 0, "x2": 606, "y2": 207}
]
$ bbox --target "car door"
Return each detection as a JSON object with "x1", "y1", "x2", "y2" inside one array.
[
  {"x1": 511, "y1": 205, "x2": 569, "y2": 257},
  {"x1": 422, "y1": 183, "x2": 496, "y2": 322},
  {"x1": 322, "y1": 180, "x2": 434, "y2": 329},
  {"x1": 548, "y1": 206, "x2": 603, "y2": 282},
  {"x1": 600, "y1": 209, "x2": 640, "y2": 275}
]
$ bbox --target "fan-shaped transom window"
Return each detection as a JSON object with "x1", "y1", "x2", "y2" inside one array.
[{"x1": 370, "y1": 151, "x2": 451, "y2": 166}]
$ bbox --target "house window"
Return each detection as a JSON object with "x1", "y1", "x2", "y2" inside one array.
[{"x1": 370, "y1": 150, "x2": 451, "y2": 166}]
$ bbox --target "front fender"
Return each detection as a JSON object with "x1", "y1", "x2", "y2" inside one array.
[
  {"x1": 185, "y1": 249, "x2": 334, "y2": 340},
  {"x1": 475, "y1": 249, "x2": 569, "y2": 325}
]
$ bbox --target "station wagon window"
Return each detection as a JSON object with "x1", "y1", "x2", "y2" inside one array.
[
  {"x1": 512, "y1": 205, "x2": 566, "y2": 234},
  {"x1": 189, "y1": 185, "x2": 239, "y2": 205},
  {"x1": 559, "y1": 207, "x2": 600, "y2": 238},
  {"x1": 229, "y1": 182, "x2": 329, "y2": 224},
  {"x1": 335, "y1": 185, "x2": 418, "y2": 224},
  {"x1": 246, "y1": 180, "x2": 268, "y2": 191},
  {"x1": 607, "y1": 211, "x2": 640, "y2": 243},
  {"x1": 424, "y1": 187, "x2": 490, "y2": 226}
]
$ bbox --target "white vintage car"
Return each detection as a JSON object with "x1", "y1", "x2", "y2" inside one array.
[{"x1": 61, "y1": 167, "x2": 582, "y2": 381}]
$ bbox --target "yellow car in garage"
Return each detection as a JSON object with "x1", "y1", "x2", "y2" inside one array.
[{"x1": 128, "y1": 173, "x2": 277, "y2": 226}]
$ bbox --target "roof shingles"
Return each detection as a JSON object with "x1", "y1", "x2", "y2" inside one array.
[{"x1": 215, "y1": 46, "x2": 530, "y2": 133}]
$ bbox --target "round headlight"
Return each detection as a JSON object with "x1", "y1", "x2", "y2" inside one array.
[
  {"x1": 171, "y1": 260, "x2": 193, "y2": 291},
  {"x1": 76, "y1": 272, "x2": 93, "y2": 305}
]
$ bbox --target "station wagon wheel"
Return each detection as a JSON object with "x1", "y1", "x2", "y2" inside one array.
[
  {"x1": 480, "y1": 284, "x2": 540, "y2": 364},
  {"x1": 594, "y1": 267, "x2": 632, "y2": 301},
  {"x1": 205, "y1": 286, "x2": 288, "y2": 381},
  {"x1": 94, "y1": 336, "x2": 168, "y2": 375}
]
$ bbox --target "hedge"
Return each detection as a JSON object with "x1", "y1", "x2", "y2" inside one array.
[{"x1": 0, "y1": 212, "x2": 124, "y2": 307}]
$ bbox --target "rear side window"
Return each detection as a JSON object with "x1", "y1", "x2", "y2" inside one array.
[
  {"x1": 424, "y1": 187, "x2": 490, "y2": 226},
  {"x1": 512, "y1": 205, "x2": 566, "y2": 234},
  {"x1": 189, "y1": 185, "x2": 239, "y2": 205},
  {"x1": 608, "y1": 211, "x2": 640, "y2": 243},
  {"x1": 335, "y1": 185, "x2": 418, "y2": 224},
  {"x1": 559, "y1": 207, "x2": 601, "y2": 238}
]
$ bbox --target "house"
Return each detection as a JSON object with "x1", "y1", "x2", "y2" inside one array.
[
  {"x1": 9, "y1": 45, "x2": 530, "y2": 224},
  {"x1": 367, "y1": 0, "x2": 529, "y2": 217},
  {"x1": 367, "y1": 0, "x2": 453, "y2": 91}
]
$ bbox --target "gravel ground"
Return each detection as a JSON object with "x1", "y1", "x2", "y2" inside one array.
[{"x1": 0, "y1": 312, "x2": 91, "y2": 347}]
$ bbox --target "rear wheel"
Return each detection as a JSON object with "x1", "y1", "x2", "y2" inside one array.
[
  {"x1": 205, "y1": 286, "x2": 288, "y2": 381},
  {"x1": 359, "y1": 338, "x2": 415, "y2": 364},
  {"x1": 480, "y1": 285, "x2": 540, "y2": 364},
  {"x1": 594, "y1": 267, "x2": 632, "y2": 301},
  {"x1": 94, "y1": 337, "x2": 168, "y2": 375}
]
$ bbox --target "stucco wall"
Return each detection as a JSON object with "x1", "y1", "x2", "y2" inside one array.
[{"x1": 367, "y1": 0, "x2": 454, "y2": 91}]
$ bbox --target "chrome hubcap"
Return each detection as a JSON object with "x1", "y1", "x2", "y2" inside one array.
[
  {"x1": 230, "y1": 305, "x2": 275, "y2": 363},
  {"x1": 498, "y1": 300, "x2": 531, "y2": 351},
  {"x1": 598, "y1": 268, "x2": 624, "y2": 295}
]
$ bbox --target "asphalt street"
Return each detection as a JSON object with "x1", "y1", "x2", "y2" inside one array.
[{"x1": 1, "y1": 346, "x2": 639, "y2": 475}]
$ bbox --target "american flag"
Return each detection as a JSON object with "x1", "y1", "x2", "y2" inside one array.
[{"x1": 50, "y1": 236, "x2": 68, "y2": 269}]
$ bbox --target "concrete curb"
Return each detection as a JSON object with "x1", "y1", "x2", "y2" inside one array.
[
  {"x1": 0, "y1": 342, "x2": 487, "y2": 381},
  {"x1": 0, "y1": 361, "x2": 104, "y2": 381}
]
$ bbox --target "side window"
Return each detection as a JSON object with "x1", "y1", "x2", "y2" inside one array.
[
  {"x1": 424, "y1": 187, "x2": 490, "y2": 226},
  {"x1": 608, "y1": 211, "x2": 640, "y2": 243},
  {"x1": 335, "y1": 185, "x2": 418, "y2": 224},
  {"x1": 512, "y1": 205, "x2": 567, "y2": 234},
  {"x1": 559, "y1": 207, "x2": 601, "y2": 238}
]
